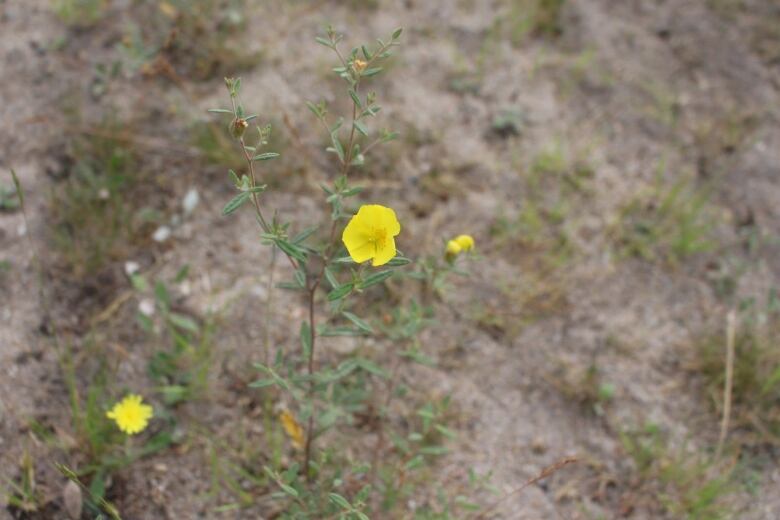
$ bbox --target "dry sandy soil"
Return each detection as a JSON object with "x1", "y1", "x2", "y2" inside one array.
[{"x1": 2, "y1": 0, "x2": 780, "y2": 518}]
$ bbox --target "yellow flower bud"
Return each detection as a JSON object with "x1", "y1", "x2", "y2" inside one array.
[
  {"x1": 454, "y1": 234, "x2": 475, "y2": 252},
  {"x1": 446, "y1": 239, "x2": 462, "y2": 257}
]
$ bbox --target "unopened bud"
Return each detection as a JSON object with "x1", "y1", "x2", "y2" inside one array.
[
  {"x1": 445, "y1": 239, "x2": 462, "y2": 262},
  {"x1": 229, "y1": 117, "x2": 249, "y2": 139},
  {"x1": 353, "y1": 59, "x2": 367, "y2": 74}
]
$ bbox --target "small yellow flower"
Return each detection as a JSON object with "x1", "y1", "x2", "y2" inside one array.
[
  {"x1": 353, "y1": 58, "x2": 367, "y2": 73},
  {"x1": 106, "y1": 394, "x2": 153, "y2": 435},
  {"x1": 446, "y1": 240, "x2": 462, "y2": 256},
  {"x1": 280, "y1": 410, "x2": 305, "y2": 449},
  {"x1": 342, "y1": 204, "x2": 401, "y2": 267},
  {"x1": 454, "y1": 234, "x2": 475, "y2": 252}
]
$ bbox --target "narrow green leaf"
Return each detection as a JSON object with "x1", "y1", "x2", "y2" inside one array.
[
  {"x1": 306, "y1": 101, "x2": 321, "y2": 118},
  {"x1": 386, "y1": 256, "x2": 412, "y2": 267},
  {"x1": 294, "y1": 269, "x2": 306, "y2": 288},
  {"x1": 327, "y1": 283, "x2": 354, "y2": 301},
  {"x1": 354, "y1": 120, "x2": 368, "y2": 136},
  {"x1": 276, "y1": 281, "x2": 305, "y2": 291},
  {"x1": 315, "y1": 36, "x2": 332, "y2": 48},
  {"x1": 292, "y1": 226, "x2": 318, "y2": 244},
  {"x1": 252, "y1": 152, "x2": 280, "y2": 161},
  {"x1": 168, "y1": 313, "x2": 199, "y2": 333},
  {"x1": 330, "y1": 135, "x2": 345, "y2": 162},
  {"x1": 356, "y1": 358, "x2": 387, "y2": 377},
  {"x1": 435, "y1": 424, "x2": 457, "y2": 439},
  {"x1": 279, "y1": 483, "x2": 299, "y2": 497},
  {"x1": 382, "y1": 131, "x2": 400, "y2": 142},
  {"x1": 324, "y1": 267, "x2": 339, "y2": 289},
  {"x1": 300, "y1": 321, "x2": 312, "y2": 358},
  {"x1": 420, "y1": 446, "x2": 449, "y2": 456},
  {"x1": 275, "y1": 239, "x2": 307, "y2": 262},
  {"x1": 362, "y1": 67, "x2": 383, "y2": 77},
  {"x1": 405, "y1": 455, "x2": 424, "y2": 470},
  {"x1": 342, "y1": 311, "x2": 373, "y2": 333},
  {"x1": 360, "y1": 270, "x2": 393, "y2": 288},
  {"x1": 392, "y1": 27, "x2": 403, "y2": 39},
  {"x1": 130, "y1": 274, "x2": 149, "y2": 291},
  {"x1": 9, "y1": 169, "x2": 23, "y2": 208},
  {"x1": 329, "y1": 493, "x2": 351, "y2": 510},
  {"x1": 342, "y1": 186, "x2": 364, "y2": 197},
  {"x1": 207, "y1": 108, "x2": 233, "y2": 114},
  {"x1": 348, "y1": 89, "x2": 362, "y2": 108},
  {"x1": 320, "y1": 326, "x2": 364, "y2": 337},
  {"x1": 174, "y1": 264, "x2": 190, "y2": 283},
  {"x1": 222, "y1": 191, "x2": 251, "y2": 215},
  {"x1": 155, "y1": 281, "x2": 170, "y2": 308},
  {"x1": 248, "y1": 378, "x2": 276, "y2": 388}
]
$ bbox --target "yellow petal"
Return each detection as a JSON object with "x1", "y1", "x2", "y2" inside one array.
[
  {"x1": 454, "y1": 234, "x2": 474, "y2": 252},
  {"x1": 348, "y1": 241, "x2": 375, "y2": 263},
  {"x1": 342, "y1": 219, "x2": 373, "y2": 262},
  {"x1": 379, "y1": 206, "x2": 401, "y2": 236},
  {"x1": 372, "y1": 236, "x2": 396, "y2": 266},
  {"x1": 446, "y1": 240, "x2": 462, "y2": 255},
  {"x1": 355, "y1": 204, "x2": 387, "y2": 226}
]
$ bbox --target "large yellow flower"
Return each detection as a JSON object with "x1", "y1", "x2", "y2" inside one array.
[
  {"x1": 106, "y1": 394, "x2": 153, "y2": 435},
  {"x1": 342, "y1": 204, "x2": 401, "y2": 267}
]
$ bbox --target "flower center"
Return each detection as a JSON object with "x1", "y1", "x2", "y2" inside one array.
[{"x1": 368, "y1": 227, "x2": 387, "y2": 252}]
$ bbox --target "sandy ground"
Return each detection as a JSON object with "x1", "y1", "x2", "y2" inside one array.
[{"x1": 2, "y1": 0, "x2": 780, "y2": 518}]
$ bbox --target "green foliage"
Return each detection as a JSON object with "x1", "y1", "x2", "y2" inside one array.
[
  {"x1": 119, "y1": 0, "x2": 262, "y2": 80},
  {"x1": 59, "y1": 341, "x2": 172, "y2": 517},
  {"x1": 614, "y1": 172, "x2": 716, "y2": 265},
  {"x1": 3, "y1": 449, "x2": 43, "y2": 514},
  {"x1": 53, "y1": 0, "x2": 106, "y2": 28},
  {"x1": 490, "y1": 0, "x2": 567, "y2": 47},
  {"x1": 491, "y1": 142, "x2": 592, "y2": 270},
  {"x1": 620, "y1": 424, "x2": 737, "y2": 519},
  {"x1": 133, "y1": 266, "x2": 216, "y2": 406},
  {"x1": 49, "y1": 123, "x2": 161, "y2": 277},
  {"x1": 0, "y1": 182, "x2": 21, "y2": 211}
]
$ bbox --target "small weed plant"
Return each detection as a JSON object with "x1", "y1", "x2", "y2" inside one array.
[
  {"x1": 697, "y1": 295, "x2": 780, "y2": 446},
  {"x1": 208, "y1": 26, "x2": 483, "y2": 518}
]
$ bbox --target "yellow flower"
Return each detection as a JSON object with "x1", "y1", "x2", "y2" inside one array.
[
  {"x1": 342, "y1": 204, "x2": 401, "y2": 267},
  {"x1": 446, "y1": 240, "x2": 462, "y2": 256},
  {"x1": 106, "y1": 394, "x2": 153, "y2": 435},
  {"x1": 280, "y1": 410, "x2": 305, "y2": 449},
  {"x1": 454, "y1": 234, "x2": 475, "y2": 252}
]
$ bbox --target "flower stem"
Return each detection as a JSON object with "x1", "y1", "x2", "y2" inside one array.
[{"x1": 302, "y1": 282, "x2": 318, "y2": 481}]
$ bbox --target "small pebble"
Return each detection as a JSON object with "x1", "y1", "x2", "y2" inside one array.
[
  {"x1": 152, "y1": 226, "x2": 171, "y2": 242},
  {"x1": 139, "y1": 298, "x2": 155, "y2": 317}
]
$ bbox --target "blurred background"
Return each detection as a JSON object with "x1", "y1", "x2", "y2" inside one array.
[{"x1": 2, "y1": 0, "x2": 780, "y2": 518}]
